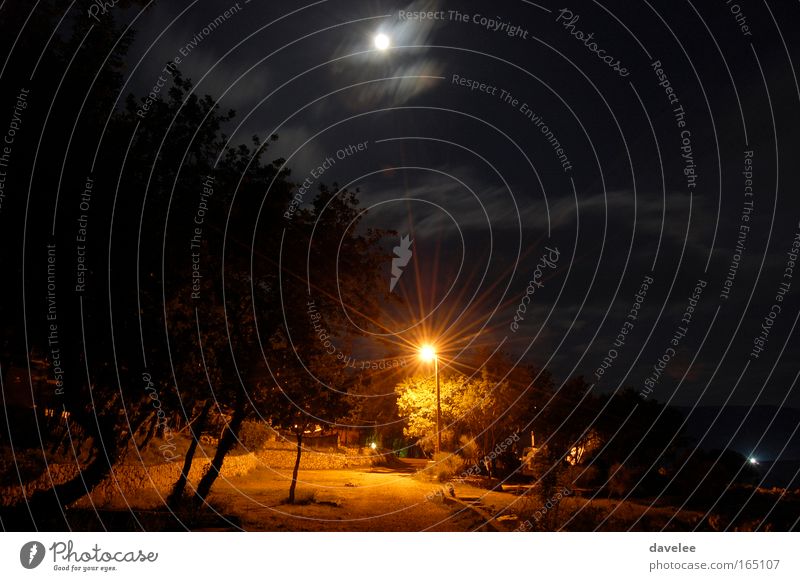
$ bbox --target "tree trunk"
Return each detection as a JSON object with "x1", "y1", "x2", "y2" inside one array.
[
  {"x1": 136, "y1": 413, "x2": 157, "y2": 452},
  {"x1": 193, "y1": 402, "x2": 246, "y2": 509},
  {"x1": 5, "y1": 410, "x2": 121, "y2": 530},
  {"x1": 288, "y1": 431, "x2": 303, "y2": 504},
  {"x1": 482, "y1": 432, "x2": 492, "y2": 477},
  {"x1": 168, "y1": 400, "x2": 211, "y2": 509},
  {"x1": 11, "y1": 449, "x2": 114, "y2": 529}
]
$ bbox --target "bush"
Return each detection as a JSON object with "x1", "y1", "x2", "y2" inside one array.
[
  {"x1": 458, "y1": 436, "x2": 481, "y2": 464},
  {"x1": 565, "y1": 464, "x2": 599, "y2": 488},
  {"x1": 515, "y1": 487, "x2": 572, "y2": 531},
  {"x1": 434, "y1": 452, "x2": 466, "y2": 482},
  {"x1": 415, "y1": 452, "x2": 465, "y2": 482},
  {"x1": 560, "y1": 504, "x2": 606, "y2": 531},
  {"x1": 237, "y1": 421, "x2": 273, "y2": 451},
  {"x1": 607, "y1": 463, "x2": 640, "y2": 497}
]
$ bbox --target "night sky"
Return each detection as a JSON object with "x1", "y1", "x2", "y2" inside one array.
[
  {"x1": 125, "y1": 1, "x2": 800, "y2": 401},
  {"x1": 134, "y1": 0, "x2": 800, "y2": 462},
  {"x1": 2, "y1": 0, "x2": 800, "y2": 463}
]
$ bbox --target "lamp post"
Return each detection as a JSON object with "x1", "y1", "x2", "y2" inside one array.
[{"x1": 418, "y1": 344, "x2": 441, "y2": 455}]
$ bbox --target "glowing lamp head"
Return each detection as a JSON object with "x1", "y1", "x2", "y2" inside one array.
[
  {"x1": 418, "y1": 344, "x2": 437, "y2": 363},
  {"x1": 374, "y1": 33, "x2": 391, "y2": 51},
  {"x1": 370, "y1": 442, "x2": 377, "y2": 450}
]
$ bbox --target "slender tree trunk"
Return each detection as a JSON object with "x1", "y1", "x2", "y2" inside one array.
[
  {"x1": 49, "y1": 423, "x2": 69, "y2": 456},
  {"x1": 482, "y1": 431, "x2": 492, "y2": 477},
  {"x1": 168, "y1": 400, "x2": 211, "y2": 509},
  {"x1": 193, "y1": 402, "x2": 246, "y2": 508},
  {"x1": 288, "y1": 431, "x2": 303, "y2": 504},
  {"x1": 136, "y1": 413, "x2": 157, "y2": 452}
]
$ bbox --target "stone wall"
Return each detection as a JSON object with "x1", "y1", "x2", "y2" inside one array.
[
  {"x1": 256, "y1": 447, "x2": 376, "y2": 470},
  {"x1": 0, "y1": 446, "x2": 377, "y2": 508},
  {"x1": 0, "y1": 462, "x2": 81, "y2": 507}
]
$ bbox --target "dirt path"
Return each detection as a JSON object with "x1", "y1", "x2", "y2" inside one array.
[{"x1": 205, "y1": 466, "x2": 488, "y2": 531}]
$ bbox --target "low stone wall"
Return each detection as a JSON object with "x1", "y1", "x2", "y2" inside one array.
[
  {"x1": 0, "y1": 463, "x2": 81, "y2": 507},
  {"x1": 1, "y1": 447, "x2": 377, "y2": 508},
  {"x1": 256, "y1": 447, "x2": 376, "y2": 470},
  {"x1": 75, "y1": 452, "x2": 262, "y2": 508}
]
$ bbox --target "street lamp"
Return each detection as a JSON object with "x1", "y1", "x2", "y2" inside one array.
[{"x1": 418, "y1": 344, "x2": 441, "y2": 455}]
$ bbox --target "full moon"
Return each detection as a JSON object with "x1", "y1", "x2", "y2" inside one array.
[{"x1": 374, "y1": 33, "x2": 390, "y2": 51}]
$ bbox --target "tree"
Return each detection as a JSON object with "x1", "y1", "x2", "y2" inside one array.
[
  {"x1": 0, "y1": 0, "x2": 393, "y2": 525},
  {"x1": 591, "y1": 389, "x2": 686, "y2": 496},
  {"x1": 252, "y1": 183, "x2": 391, "y2": 503},
  {"x1": 0, "y1": 0, "x2": 270, "y2": 528},
  {"x1": 395, "y1": 355, "x2": 551, "y2": 475},
  {"x1": 396, "y1": 372, "x2": 469, "y2": 453},
  {"x1": 0, "y1": 0, "x2": 160, "y2": 529}
]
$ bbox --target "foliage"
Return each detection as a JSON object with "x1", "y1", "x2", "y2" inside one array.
[
  {"x1": 606, "y1": 462, "x2": 641, "y2": 498},
  {"x1": 395, "y1": 354, "x2": 551, "y2": 464},
  {"x1": 236, "y1": 421, "x2": 274, "y2": 452},
  {"x1": 435, "y1": 456, "x2": 465, "y2": 483},
  {"x1": 414, "y1": 452, "x2": 465, "y2": 483}
]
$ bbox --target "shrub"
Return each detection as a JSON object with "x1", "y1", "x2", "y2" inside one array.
[
  {"x1": 565, "y1": 464, "x2": 599, "y2": 488},
  {"x1": 415, "y1": 452, "x2": 465, "y2": 482},
  {"x1": 237, "y1": 421, "x2": 273, "y2": 451},
  {"x1": 607, "y1": 463, "x2": 640, "y2": 497},
  {"x1": 515, "y1": 486, "x2": 572, "y2": 531},
  {"x1": 458, "y1": 435, "x2": 481, "y2": 464}
]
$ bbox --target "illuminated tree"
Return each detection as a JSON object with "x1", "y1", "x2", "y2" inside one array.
[{"x1": 396, "y1": 366, "x2": 525, "y2": 464}]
